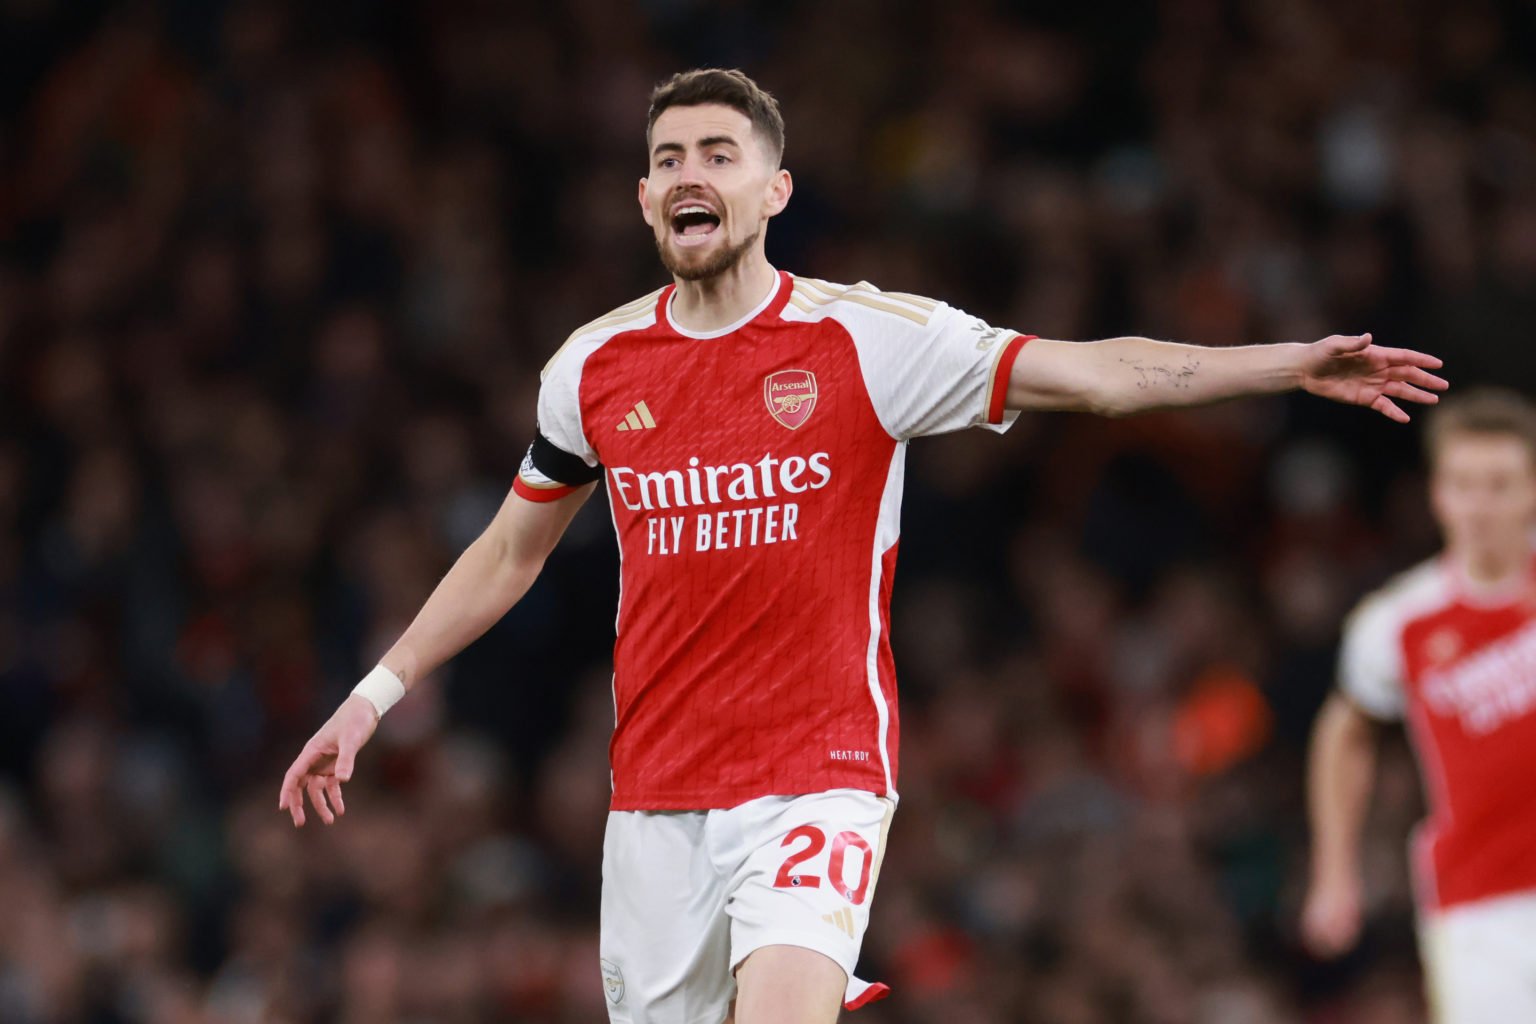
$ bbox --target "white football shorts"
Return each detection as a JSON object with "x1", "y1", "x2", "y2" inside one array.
[
  {"x1": 598, "y1": 788, "x2": 894, "y2": 1023},
  {"x1": 1420, "y1": 888, "x2": 1536, "y2": 1023}
]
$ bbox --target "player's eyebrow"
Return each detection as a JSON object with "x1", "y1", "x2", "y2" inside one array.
[{"x1": 651, "y1": 135, "x2": 742, "y2": 159}]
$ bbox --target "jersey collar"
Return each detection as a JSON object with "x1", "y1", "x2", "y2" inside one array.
[
  {"x1": 659, "y1": 269, "x2": 791, "y2": 339},
  {"x1": 1443, "y1": 549, "x2": 1536, "y2": 608}
]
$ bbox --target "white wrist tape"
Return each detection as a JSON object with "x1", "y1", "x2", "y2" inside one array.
[{"x1": 352, "y1": 665, "x2": 406, "y2": 718}]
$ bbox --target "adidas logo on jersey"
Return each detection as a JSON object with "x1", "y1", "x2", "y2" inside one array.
[
  {"x1": 822, "y1": 907, "x2": 856, "y2": 938},
  {"x1": 616, "y1": 401, "x2": 657, "y2": 432}
]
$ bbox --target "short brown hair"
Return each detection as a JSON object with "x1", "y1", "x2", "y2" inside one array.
[
  {"x1": 1426, "y1": 387, "x2": 1536, "y2": 465},
  {"x1": 647, "y1": 68, "x2": 785, "y2": 164}
]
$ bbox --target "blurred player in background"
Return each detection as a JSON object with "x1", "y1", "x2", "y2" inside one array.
[
  {"x1": 1303, "y1": 389, "x2": 1536, "y2": 1022},
  {"x1": 280, "y1": 68, "x2": 1445, "y2": 1024}
]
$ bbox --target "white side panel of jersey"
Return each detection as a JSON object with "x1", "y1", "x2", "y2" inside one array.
[
  {"x1": 780, "y1": 277, "x2": 1023, "y2": 441},
  {"x1": 862, "y1": 441, "x2": 906, "y2": 796},
  {"x1": 1338, "y1": 559, "x2": 1449, "y2": 720},
  {"x1": 535, "y1": 293, "x2": 661, "y2": 468}
]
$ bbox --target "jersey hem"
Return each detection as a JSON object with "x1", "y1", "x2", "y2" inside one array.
[
  {"x1": 1421, "y1": 882, "x2": 1536, "y2": 918},
  {"x1": 609, "y1": 782, "x2": 890, "y2": 812}
]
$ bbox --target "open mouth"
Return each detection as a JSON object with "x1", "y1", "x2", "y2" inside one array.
[{"x1": 670, "y1": 203, "x2": 721, "y2": 244}]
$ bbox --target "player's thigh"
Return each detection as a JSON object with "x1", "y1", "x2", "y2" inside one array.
[
  {"x1": 601, "y1": 809, "x2": 734, "y2": 1024},
  {"x1": 1421, "y1": 893, "x2": 1536, "y2": 1024},
  {"x1": 732, "y1": 944, "x2": 847, "y2": 1024},
  {"x1": 724, "y1": 790, "x2": 894, "y2": 1008}
]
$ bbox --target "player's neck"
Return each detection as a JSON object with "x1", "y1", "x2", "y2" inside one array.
[
  {"x1": 1451, "y1": 538, "x2": 1532, "y2": 592},
  {"x1": 669, "y1": 257, "x2": 778, "y2": 333}
]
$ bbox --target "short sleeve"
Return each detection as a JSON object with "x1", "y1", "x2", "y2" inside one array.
[
  {"x1": 513, "y1": 349, "x2": 602, "y2": 502},
  {"x1": 1337, "y1": 596, "x2": 1406, "y2": 721},
  {"x1": 856, "y1": 298, "x2": 1034, "y2": 440}
]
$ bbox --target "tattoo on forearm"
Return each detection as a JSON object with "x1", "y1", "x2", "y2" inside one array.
[{"x1": 1120, "y1": 357, "x2": 1200, "y2": 390}]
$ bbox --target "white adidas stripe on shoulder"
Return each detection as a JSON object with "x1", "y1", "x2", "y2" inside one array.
[
  {"x1": 542, "y1": 287, "x2": 665, "y2": 378},
  {"x1": 1368, "y1": 557, "x2": 1447, "y2": 609},
  {"x1": 1351, "y1": 558, "x2": 1452, "y2": 631},
  {"x1": 787, "y1": 277, "x2": 938, "y2": 326}
]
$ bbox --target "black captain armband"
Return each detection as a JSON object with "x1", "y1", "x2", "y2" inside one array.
[
  {"x1": 513, "y1": 430, "x2": 603, "y2": 502},
  {"x1": 528, "y1": 431, "x2": 603, "y2": 484}
]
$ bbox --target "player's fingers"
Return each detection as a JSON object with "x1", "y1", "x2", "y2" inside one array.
[
  {"x1": 309, "y1": 776, "x2": 335, "y2": 825},
  {"x1": 326, "y1": 776, "x2": 345, "y2": 817},
  {"x1": 334, "y1": 741, "x2": 357, "y2": 784},
  {"x1": 1393, "y1": 366, "x2": 1449, "y2": 391},
  {"x1": 1384, "y1": 381, "x2": 1440, "y2": 405},
  {"x1": 286, "y1": 777, "x2": 307, "y2": 828},
  {"x1": 1307, "y1": 928, "x2": 1344, "y2": 957},
  {"x1": 1321, "y1": 916, "x2": 1358, "y2": 956},
  {"x1": 1327, "y1": 334, "x2": 1371, "y2": 354},
  {"x1": 281, "y1": 739, "x2": 323, "y2": 800},
  {"x1": 1301, "y1": 909, "x2": 1348, "y2": 956},
  {"x1": 280, "y1": 769, "x2": 305, "y2": 823},
  {"x1": 307, "y1": 776, "x2": 335, "y2": 826},
  {"x1": 1374, "y1": 345, "x2": 1444, "y2": 370},
  {"x1": 1372, "y1": 395, "x2": 1410, "y2": 423}
]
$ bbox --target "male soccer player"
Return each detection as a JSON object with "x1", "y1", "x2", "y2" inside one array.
[
  {"x1": 279, "y1": 69, "x2": 1445, "y2": 1023},
  {"x1": 1302, "y1": 389, "x2": 1536, "y2": 1023}
]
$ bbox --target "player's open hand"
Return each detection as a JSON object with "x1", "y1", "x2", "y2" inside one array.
[
  {"x1": 1300, "y1": 873, "x2": 1364, "y2": 958},
  {"x1": 1300, "y1": 334, "x2": 1447, "y2": 423},
  {"x1": 278, "y1": 694, "x2": 379, "y2": 827}
]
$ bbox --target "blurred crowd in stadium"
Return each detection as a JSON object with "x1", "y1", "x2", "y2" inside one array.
[{"x1": 2, "y1": 0, "x2": 1534, "y2": 1021}]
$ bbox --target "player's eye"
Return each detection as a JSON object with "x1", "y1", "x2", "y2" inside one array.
[
  {"x1": 658, "y1": 157, "x2": 679, "y2": 169},
  {"x1": 710, "y1": 154, "x2": 731, "y2": 165}
]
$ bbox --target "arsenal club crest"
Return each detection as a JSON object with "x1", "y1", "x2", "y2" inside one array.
[{"x1": 764, "y1": 369, "x2": 818, "y2": 429}]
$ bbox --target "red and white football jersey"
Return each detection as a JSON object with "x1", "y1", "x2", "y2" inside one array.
[
  {"x1": 1340, "y1": 553, "x2": 1536, "y2": 911},
  {"x1": 514, "y1": 270, "x2": 1031, "y2": 810}
]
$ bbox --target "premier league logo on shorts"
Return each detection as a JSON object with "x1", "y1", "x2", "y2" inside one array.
[
  {"x1": 764, "y1": 369, "x2": 818, "y2": 430},
  {"x1": 600, "y1": 959, "x2": 625, "y2": 1004}
]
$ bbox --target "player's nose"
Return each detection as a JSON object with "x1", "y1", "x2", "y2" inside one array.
[{"x1": 676, "y1": 152, "x2": 710, "y2": 186}]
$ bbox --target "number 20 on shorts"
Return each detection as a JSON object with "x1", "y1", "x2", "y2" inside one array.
[{"x1": 773, "y1": 825, "x2": 874, "y2": 904}]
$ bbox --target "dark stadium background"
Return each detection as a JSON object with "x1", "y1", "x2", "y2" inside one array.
[{"x1": 2, "y1": 0, "x2": 1533, "y2": 1020}]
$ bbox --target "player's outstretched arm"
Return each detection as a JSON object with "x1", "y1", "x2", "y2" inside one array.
[
  {"x1": 1006, "y1": 334, "x2": 1446, "y2": 420},
  {"x1": 277, "y1": 481, "x2": 597, "y2": 827},
  {"x1": 1301, "y1": 693, "x2": 1380, "y2": 957}
]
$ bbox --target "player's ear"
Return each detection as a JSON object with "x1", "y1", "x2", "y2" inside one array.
[
  {"x1": 763, "y1": 168, "x2": 792, "y2": 219},
  {"x1": 638, "y1": 177, "x2": 655, "y2": 227}
]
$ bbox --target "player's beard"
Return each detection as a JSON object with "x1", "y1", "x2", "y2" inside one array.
[{"x1": 657, "y1": 226, "x2": 761, "y2": 282}]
